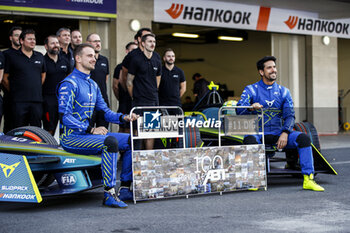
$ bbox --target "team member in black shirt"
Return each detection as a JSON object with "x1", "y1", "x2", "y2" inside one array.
[
  {"x1": 120, "y1": 28, "x2": 153, "y2": 90},
  {"x1": 159, "y1": 48, "x2": 186, "y2": 107},
  {"x1": 2, "y1": 26, "x2": 22, "y2": 133},
  {"x1": 43, "y1": 35, "x2": 70, "y2": 135},
  {"x1": 113, "y1": 42, "x2": 137, "y2": 133},
  {"x1": 3, "y1": 29, "x2": 46, "y2": 129},
  {"x1": 86, "y1": 33, "x2": 110, "y2": 128},
  {"x1": 127, "y1": 33, "x2": 162, "y2": 150},
  {"x1": 57, "y1": 27, "x2": 74, "y2": 72}
]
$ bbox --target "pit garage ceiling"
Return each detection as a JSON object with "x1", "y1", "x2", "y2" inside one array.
[{"x1": 213, "y1": 0, "x2": 350, "y2": 19}]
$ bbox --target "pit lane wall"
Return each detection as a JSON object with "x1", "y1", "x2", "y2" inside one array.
[{"x1": 132, "y1": 145, "x2": 266, "y2": 201}]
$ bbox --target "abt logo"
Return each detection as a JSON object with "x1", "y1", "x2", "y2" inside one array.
[
  {"x1": 165, "y1": 3, "x2": 184, "y2": 19},
  {"x1": 285, "y1": 16, "x2": 299, "y2": 29}
]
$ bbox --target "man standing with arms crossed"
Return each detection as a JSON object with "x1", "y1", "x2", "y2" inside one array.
[
  {"x1": 236, "y1": 56, "x2": 324, "y2": 191},
  {"x1": 127, "y1": 33, "x2": 162, "y2": 150},
  {"x1": 86, "y1": 33, "x2": 110, "y2": 129},
  {"x1": 58, "y1": 43, "x2": 137, "y2": 208}
]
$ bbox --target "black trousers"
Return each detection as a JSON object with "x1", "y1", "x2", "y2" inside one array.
[{"x1": 13, "y1": 102, "x2": 42, "y2": 129}]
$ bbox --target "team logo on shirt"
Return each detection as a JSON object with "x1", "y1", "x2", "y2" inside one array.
[
  {"x1": 34, "y1": 61, "x2": 41, "y2": 64},
  {"x1": 173, "y1": 75, "x2": 179, "y2": 78},
  {"x1": 101, "y1": 63, "x2": 107, "y2": 67},
  {"x1": 265, "y1": 100, "x2": 275, "y2": 107},
  {"x1": 61, "y1": 65, "x2": 67, "y2": 69},
  {"x1": 153, "y1": 67, "x2": 158, "y2": 71}
]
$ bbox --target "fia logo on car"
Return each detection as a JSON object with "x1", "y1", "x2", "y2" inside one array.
[
  {"x1": 63, "y1": 158, "x2": 76, "y2": 164},
  {"x1": 61, "y1": 174, "x2": 77, "y2": 185}
]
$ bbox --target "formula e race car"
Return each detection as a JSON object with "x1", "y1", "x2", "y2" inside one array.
[{"x1": 0, "y1": 126, "x2": 102, "y2": 203}]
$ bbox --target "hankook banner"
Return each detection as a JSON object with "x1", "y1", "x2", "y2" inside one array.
[{"x1": 154, "y1": 0, "x2": 350, "y2": 39}]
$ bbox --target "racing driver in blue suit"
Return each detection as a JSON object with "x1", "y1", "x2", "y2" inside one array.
[
  {"x1": 236, "y1": 56, "x2": 324, "y2": 191},
  {"x1": 58, "y1": 44, "x2": 138, "y2": 208}
]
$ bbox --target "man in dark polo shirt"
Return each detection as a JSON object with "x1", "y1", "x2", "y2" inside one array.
[
  {"x1": 120, "y1": 28, "x2": 153, "y2": 90},
  {"x1": 127, "y1": 33, "x2": 162, "y2": 150},
  {"x1": 159, "y1": 48, "x2": 186, "y2": 107},
  {"x1": 57, "y1": 27, "x2": 74, "y2": 72},
  {"x1": 86, "y1": 33, "x2": 110, "y2": 129},
  {"x1": 2, "y1": 26, "x2": 22, "y2": 133},
  {"x1": 113, "y1": 42, "x2": 137, "y2": 133},
  {"x1": 42, "y1": 35, "x2": 70, "y2": 135},
  {"x1": 3, "y1": 29, "x2": 46, "y2": 129}
]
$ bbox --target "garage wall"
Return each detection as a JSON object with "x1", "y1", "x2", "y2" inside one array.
[
  {"x1": 338, "y1": 38, "x2": 350, "y2": 127},
  {"x1": 156, "y1": 30, "x2": 271, "y2": 102}
]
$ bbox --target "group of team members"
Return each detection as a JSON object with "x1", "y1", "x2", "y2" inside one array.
[
  {"x1": 0, "y1": 26, "x2": 324, "y2": 209},
  {"x1": 0, "y1": 26, "x2": 188, "y2": 208},
  {"x1": 0, "y1": 26, "x2": 111, "y2": 135}
]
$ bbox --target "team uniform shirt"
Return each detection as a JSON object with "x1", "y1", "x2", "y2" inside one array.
[
  {"x1": 59, "y1": 48, "x2": 74, "y2": 72},
  {"x1": 236, "y1": 79, "x2": 295, "y2": 135},
  {"x1": 113, "y1": 63, "x2": 132, "y2": 114},
  {"x1": 122, "y1": 48, "x2": 161, "y2": 70},
  {"x1": 159, "y1": 65, "x2": 185, "y2": 106},
  {"x1": 4, "y1": 49, "x2": 46, "y2": 102},
  {"x1": 90, "y1": 54, "x2": 109, "y2": 104},
  {"x1": 58, "y1": 68, "x2": 125, "y2": 135},
  {"x1": 128, "y1": 51, "x2": 162, "y2": 104},
  {"x1": 43, "y1": 54, "x2": 70, "y2": 95},
  {"x1": 122, "y1": 47, "x2": 141, "y2": 70}
]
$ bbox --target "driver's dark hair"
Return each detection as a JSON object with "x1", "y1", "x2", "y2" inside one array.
[{"x1": 256, "y1": 56, "x2": 276, "y2": 71}]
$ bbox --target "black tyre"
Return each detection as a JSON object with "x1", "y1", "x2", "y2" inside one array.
[
  {"x1": 6, "y1": 126, "x2": 58, "y2": 146},
  {"x1": 6, "y1": 126, "x2": 58, "y2": 186},
  {"x1": 294, "y1": 122, "x2": 321, "y2": 150}
]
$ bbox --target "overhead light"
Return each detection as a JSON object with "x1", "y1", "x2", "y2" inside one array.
[
  {"x1": 172, "y1": 32, "x2": 199, "y2": 38},
  {"x1": 3, "y1": 19, "x2": 14, "y2": 23},
  {"x1": 218, "y1": 36, "x2": 243, "y2": 41},
  {"x1": 130, "y1": 19, "x2": 141, "y2": 32}
]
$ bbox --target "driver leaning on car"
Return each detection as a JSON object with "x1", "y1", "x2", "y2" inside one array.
[
  {"x1": 58, "y1": 43, "x2": 137, "y2": 208},
  {"x1": 236, "y1": 56, "x2": 324, "y2": 192}
]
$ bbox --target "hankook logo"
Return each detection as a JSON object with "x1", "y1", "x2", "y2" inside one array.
[
  {"x1": 165, "y1": 3, "x2": 184, "y2": 19},
  {"x1": 164, "y1": 3, "x2": 251, "y2": 25},
  {"x1": 284, "y1": 15, "x2": 349, "y2": 35},
  {"x1": 285, "y1": 16, "x2": 299, "y2": 29}
]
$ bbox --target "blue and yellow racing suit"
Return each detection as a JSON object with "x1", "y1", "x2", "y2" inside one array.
[
  {"x1": 236, "y1": 79, "x2": 314, "y2": 175},
  {"x1": 58, "y1": 68, "x2": 132, "y2": 189}
]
